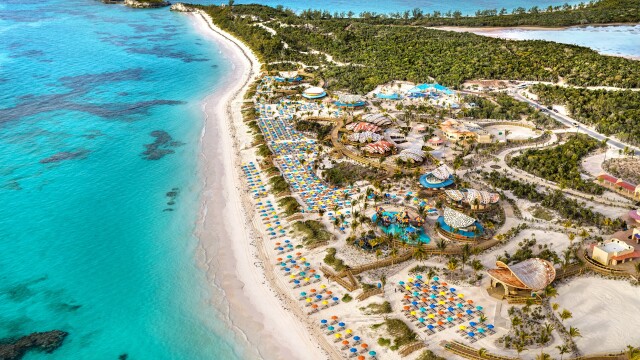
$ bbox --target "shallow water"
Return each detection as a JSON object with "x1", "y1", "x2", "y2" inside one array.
[
  {"x1": 0, "y1": 0, "x2": 245, "y2": 358},
  {"x1": 480, "y1": 24, "x2": 640, "y2": 59}
]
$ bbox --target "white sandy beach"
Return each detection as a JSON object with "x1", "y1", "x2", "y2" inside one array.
[{"x1": 190, "y1": 11, "x2": 329, "y2": 360}]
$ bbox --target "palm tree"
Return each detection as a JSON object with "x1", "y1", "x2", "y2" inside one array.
[
  {"x1": 535, "y1": 353, "x2": 551, "y2": 360},
  {"x1": 556, "y1": 345, "x2": 570, "y2": 360},
  {"x1": 389, "y1": 247, "x2": 399, "y2": 265},
  {"x1": 559, "y1": 309, "x2": 573, "y2": 323},
  {"x1": 543, "y1": 285, "x2": 557, "y2": 299},
  {"x1": 446, "y1": 257, "x2": 459, "y2": 276},
  {"x1": 477, "y1": 348, "x2": 488, "y2": 358},
  {"x1": 568, "y1": 326, "x2": 581, "y2": 339},
  {"x1": 471, "y1": 259, "x2": 484, "y2": 277},
  {"x1": 435, "y1": 239, "x2": 448, "y2": 260},
  {"x1": 626, "y1": 345, "x2": 640, "y2": 360},
  {"x1": 412, "y1": 246, "x2": 428, "y2": 263}
]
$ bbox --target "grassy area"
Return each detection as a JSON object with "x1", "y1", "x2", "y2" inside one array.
[
  {"x1": 373, "y1": 319, "x2": 417, "y2": 351},
  {"x1": 323, "y1": 247, "x2": 347, "y2": 271},
  {"x1": 294, "y1": 220, "x2": 332, "y2": 246},
  {"x1": 361, "y1": 301, "x2": 392, "y2": 314},
  {"x1": 530, "y1": 205, "x2": 554, "y2": 221}
]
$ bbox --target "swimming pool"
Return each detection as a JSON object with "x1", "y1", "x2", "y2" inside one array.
[{"x1": 372, "y1": 212, "x2": 431, "y2": 244}]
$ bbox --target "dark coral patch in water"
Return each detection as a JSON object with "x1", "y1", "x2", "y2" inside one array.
[
  {"x1": 0, "y1": 330, "x2": 68, "y2": 360},
  {"x1": 141, "y1": 131, "x2": 184, "y2": 160},
  {"x1": 40, "y1": 149, "x2": 90, "y2": 164}
]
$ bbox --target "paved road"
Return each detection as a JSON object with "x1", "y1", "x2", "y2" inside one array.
[{"x1": 511, "y1": 91, "x2": 640, "y2": 156}]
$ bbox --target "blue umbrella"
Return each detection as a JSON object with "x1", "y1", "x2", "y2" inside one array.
[
  {"x1": 427, "y1": 325, "x2": 434, "y2": 330},
  {"x1": 350, "y1": 348, "x2": 357, "y2": 353},
  {"x1": 338, "y1": 322, "x2": 345, "y2": 327},
  {"x1": 333, "y1": 297, "x2": 339, "y2": 301},
  {"x1": 320, "y1": 319, "x2": 327, "y2": 324},
  {"x1": 487, "y1": 324, "x2": 494, "y2": 329},
  {"x1": 353, "y1": 336, "x2": 361, "y2": 341},
  {"x1": 316, "y1": 295, "x2": 322, "y2": 299},
  {"x1": 468, "y1": 332, "x2": 475, "y2": 337},
  {"x1": 466, "y1": 310, "x2": 472, "y2": 315},
  {"x1": 450, "y1": 288, "x2": 456, "y2": 292},
  {"x1": 429, "y1": 304, "x2": 436, "y2": 309},
  {"x1": 470, "y1": 322, "x2": 477, "y2": 327}
]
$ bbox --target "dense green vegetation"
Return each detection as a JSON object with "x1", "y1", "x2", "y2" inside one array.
[
  {"x1": 463, "y1": 94, "x2": 533, "y2": 120},
  {"x1": 498, "y1": 237, "x2": 560, "y2": 265},
  {"x1": 277, "y1": 196, "x2": 301, "y2": 216},
  {"x1": 294, "y1": 220, "x2": 332, "y2": 246},
  {"x1": 532, "y1": 84, "x2": 640, "y2": 146},
  {"x1": 362, "y1": 301, "x2": 393, "y2": 314},
  {"x1": 416, "y1": 350, "x2": 447, "y2": 360},
  {"x1": 323, "y1": 162, "x2": 385, "y2": 186},
  {"x1": 293, "y1": 0, "x2": 639, "y2": 27},
  {"x1": 509, "y1": 134, "x2": 604, "y2": 194},
  {"x1": 268, "y1": 175, "x2": 290, "y2": 193},
  {"x1": 483, "y1": 171, "x2": 625, "y2": 230},
  {"x1": 294, "y1": 120, "x2": 332, "y2": 139},
  {"x1": 197, "y1": 4, "x2": 640, "y2": 93}
]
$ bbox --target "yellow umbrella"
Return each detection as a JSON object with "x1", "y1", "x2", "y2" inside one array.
[
  {"x1": 335, "y1": 333, "x2": 342, "y2": 339},
  {"x1": 459, "y1": 325, "x2": 466, "y2": 330},
  {"x1": 458, "y1": 294, "x2": 464, "y2": 298},
  {"x1": 322, "y1": 301, "x2": 328, "y2": 305},
  {"x1": 320, "y1": 284, "x2": 327, "y2": 289},
  {"x1": 410, "y1": 311, "x2": 416, "y2": 316},
  {"x1": 304, "y1": 278, "x2": 310, "y2": 282},
  {"x1": 439, "y1": 291, "x2": 445, "y2": 296},
  {"x1": 289, "y1": 275, "x2": 295, "y2": 279},
  {"x1": 345, "y1": 329, "x2": 352, "y2": 334},
  {"x1": 438, "y1": 300, "x2": 445, "y2": 305},
  {"x1": 306, "y1": 298, "x2": 312, "y2": 303},
  {"x1": 301, "y1": 257, "x2": 306, "y2": 261},
  {"x1": 408, "y1": 278, "x2": 413, "y2": 282},
  {"x1": 427, "y1": 314, "x2": 435, "y2": 319}
]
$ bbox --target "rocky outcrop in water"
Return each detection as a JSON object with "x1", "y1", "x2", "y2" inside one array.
[
  {"x1": 124, "y1": 0, "x2": 170, "y2": 8},
  {"x1": 169, "y1": 3, "x2": 194, "y2": 12},
  {"x1": 0, "y1": 330, "x2": 68, "y2": 360}
]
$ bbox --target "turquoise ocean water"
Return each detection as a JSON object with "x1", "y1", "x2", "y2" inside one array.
[
  {"x1": 0, "y1": 0, "x2": 244, "y2": 359},
  {"x1": 1, "y1": 0, "x2": 637, "y2": 360}
]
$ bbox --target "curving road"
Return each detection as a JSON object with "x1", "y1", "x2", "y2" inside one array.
[{"x1": 511, "y1": 90, "x2": 640, "y2": 156}]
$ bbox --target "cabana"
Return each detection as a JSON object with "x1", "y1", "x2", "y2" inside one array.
[
  {"x1": 436, "y1": 207, "x2": 484, "y2": 241},
  {"x1": 427, "y1": 136, "x2": 444, "y2": 146},
  {"x1": 302, "y1": 86, "x2": 327, "y2": 99},
  {"x1": 348, "y1": 131, "x2": 383, "y2": 144},
  {"x1": 444, "y1": 188, "x2": 500, "y2": 211},
  {"x1": 362, "y1": 140, "x2": 395, "y2": 157},
  {"x1": 346, "y1": 122, "x2": 381, "y2": 133},
  {"x1": 629, "y1": 209, "x2": 640, "y2": 224},
  {"x1": 335, "y1": 94, "x2": 366, "y2": 108},
  {"x1": 419, "y1": 165, "x2": 454, "y2": 191},
  {"x1": 398, "y1": 148, "x2": 426, "y2": 164},
  {"x1": 487, "y1": 258, "x2": 556, "y2": 296},
  {"x1": 275, "y1": 71, "x2": 303, "y2": 83},
  {"x1": 362, "y1": 113, "x2": 392, "y2": 127}
]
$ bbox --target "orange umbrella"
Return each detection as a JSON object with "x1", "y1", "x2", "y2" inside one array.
[
  {"x1": 437, "y1": 321, "x2": 444, "y2": 326},
  {"x1": 310, "y1": 289, "x2": 317, "y2": 293},
  {"x1": 467, "y1": 300, "x2": 474, "y2": 304},
  {"x1": 331, "y1": 316, "x2": 338, "y2": 320},
  {"x1": 457, "y1": 313, "x2": 463, "y2": 318},
  {"x1": 358, "y1": 356, "x2": 365, "y2": 360},
  {"x1": 361, "y1": 344, "x2": 368, "y2": 348},
  {"x1": 326, "y1": 291, "x2": 333, "y2": 295},
  {"x1": 342, "y1": 340, "x2": 349, "y2": 345}
]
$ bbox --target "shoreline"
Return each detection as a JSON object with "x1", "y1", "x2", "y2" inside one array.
[{"x1": 189, "y1": 10, "x2": 332, "y2": 360}]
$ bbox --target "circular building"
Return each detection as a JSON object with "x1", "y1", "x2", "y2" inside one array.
[
  {"x1": 419, "y1": 165, "x2": 454, "y2": 192},
  {"x1": 436, "y1": 207, "x2": 484, "y2": 242},
  {"x1": 444, "y1": 188, "x2": 500, "y2": 212},
  {"x1": 487, "y1": 258, "x2": 556, "y2": 297},
  {"x1": 335, "y1": 94, "x2": 366, "y2": 108},
  {"x1": 302, "y1": 86, "x2": 327, "y2": 99}
]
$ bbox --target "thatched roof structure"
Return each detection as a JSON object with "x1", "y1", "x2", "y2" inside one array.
[{"x1": 487, "y1": 259, "x2": 556, "y2": 291}]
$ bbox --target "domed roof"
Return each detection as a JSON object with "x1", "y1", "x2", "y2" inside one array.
[
  {"x1": 303, "y1": 86, "x2": 325, "y2": 95},
  {"x1": 487, "y1": 258, "x2": 556, "y2": 291}
]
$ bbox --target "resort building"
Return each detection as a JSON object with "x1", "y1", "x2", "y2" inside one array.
[
  {"x1": 346, "y1": 122, "x2": 381, "y2": 133},
  {"x1": 347, "y1": 131, "x2": 382, "y2": 144},
  {"x1": 436, "y1": 207, "x2": 485, "y2": 242},
  {"x1": 487, "y1": 258, "x2": 556, "y2": 296},
  {"x1": 362, "y1": 140, "x2": 395, "y2": 157},
  {"x1": 427, "y1": 136, "x2": 444, "y2": 147},
  {"x1": 594, "y1": 173, "x2": 640, "y2": 201},
  {"x1": 440, "y1": 119, "x2": 477, "y2": 143},
  {"x1": 375, "y1": 87, "x2": 402, "y2": 100},
  {"x1": 419, "y1": 165, "x2": 455, "y2": 192},
  {"x1": 274, "y1": 71, "x2": 303, "y2": 83},
  {"x1": 397, "y1": 148, "x2": 426, "y2": 164},
  {"x1": 335, "y1": 94, "x2": 366, "y2": 109},
  {"x1": 302, "y1": 86, "x2": 327, "y2": 99},
  {"x1": 629, "y1": 209, "x2": 640, "y2": 225},
  {"x1": 591, "y1": 238, "x2": 640, "y2": 266},
  {"x1": 444, "y1": 188, "x2": 500, "y2": 211},
  {"x1": 361, "y1": 113, "x2": 392, "y2": 127}
]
